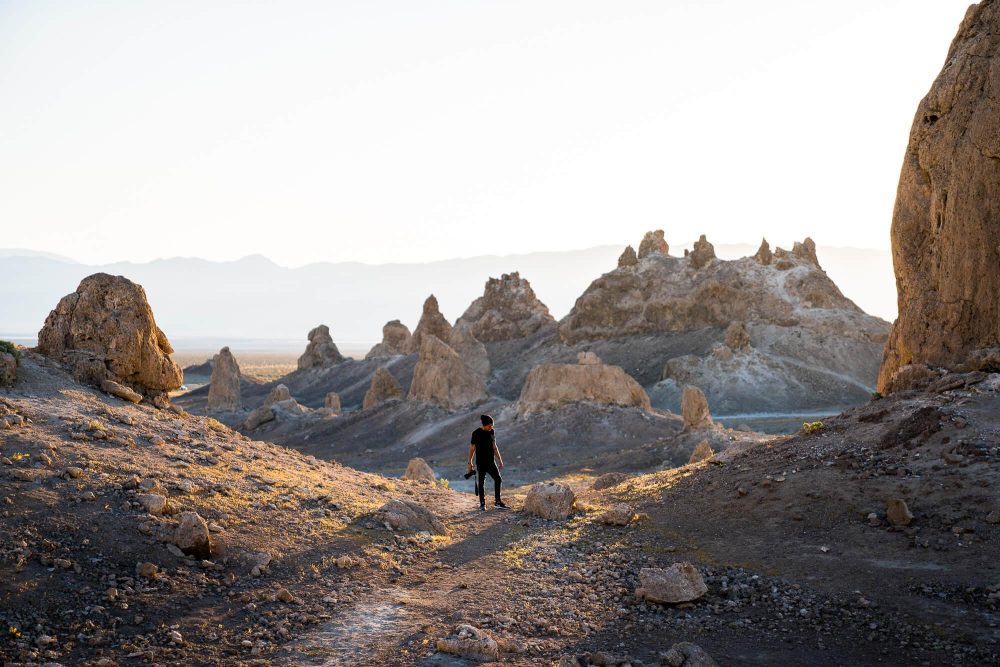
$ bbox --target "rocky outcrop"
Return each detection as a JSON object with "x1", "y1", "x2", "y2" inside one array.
[
  {"x1": 243, "y1": 384, "x2": 307, "y2": 429},
  {"x1": 660, "y1": 642, "x2": 718, "y2": 667},
  {"x1": 408, "y1": 335, "x2": 487, "y2": 410},
  {"x1": 406, "y1": 295, "x2": 453, "y2": 354},
  {"x1": 455, "y1": 272, "x2": 556, "y2": 342},
  {"x1": 516, "y1": 355, "x2": 650, "y2": 416},
  {"x1": 362, "y1": 368, "x2": 403, "y2": 410},
  {"x1": 297, "y1": 325, "x2": 344, "y2": 369},
  {"x1": 878, "y1": 3, "x2": 1000, "y2": 391},
  {"x1": 636, "y1": 563, "x2": 707, "y2": 604},
  {"x1": 365, "y1": 320, "x2": 412, "y2": 360},
  {"x1": 436, "y1": 625, "x2": 500, "y2": 661},
  {"x1": 688, "y1": 439, "x2": 714, "y2": 464},
  {"x1": 449, "y1": 323, "x2": 490, "y2": 380},
  {"x1": 523, "y1": 482, "x2": 575, "y2": 519},
  {"x1": 754, "y1": 239, "x2": 772, "y2": 266},
  {"x1": 207, "y1": 347, "x2": 241, "y2": 411},
  {"x1": 402, "y1": 457, "x2": 436, "y2": 483},
  {"x1": 373, "y1": 498, "x2": 447, "y2": 534},
  {"x1": 724, "y1": 322, "x2": 751, "y2": 352},
  {"x1": 37, "y1": 273, "x2": 183, "y2": 398},
  {"x1": 637, "y1": 230, "x2": 669, "y2": 259},
  {"x1": 681, "y1": 386, "x2": 712, "y2": 429},
  {"x1": 324, "y1": 391, "x2": 341, "y2": 412},
  {"x1": 617, "y1": 245, "x2": 638, "y2": 268},
  {"x1": 688, "y1": 235, "x2": 716, "y2": 270},
  {"x1": 0, "y1": 352, "x2": 16, "y2": 388},
  {"x1": 172, "y1": 511, "x2": 213, "y2": 559}
]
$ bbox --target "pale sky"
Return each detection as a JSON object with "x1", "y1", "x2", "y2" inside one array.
[{"x1": 0, "y1": 1, "x2": 972, "y2": 266}]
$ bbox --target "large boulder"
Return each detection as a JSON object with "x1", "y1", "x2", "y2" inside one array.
[
  {"x1": 408, "y1": 335, "x2": 487, "y2": 410},
  {"x1": 172, "y1": 511, "x2": 213, "y2": 559},
  {"x1": 297, "y1": 325, "x2": 344, "y2": 370},
  {"x1": 681, "y1": 385, "x2": 712, "y2": 429},
  {"x1": 365, "y1": 320, "x2": 412, "y2": 360},
  {"x1": 36, "y1": 273, "x2": 183, "y2": 397},
  {"x1": 455, "y1": 272, "x2": 556, "y2": 342},
  {"x1": 878, "y1": 4, "x2": 1000, "y2": 391},
  {"x1": 373, "y1": 498, "x2": 447, "y2": 534},
  {"x1": 406, "y1": 295, "x2": 453, "y2": 354},
  {"x1": 516, "y1": 356, "x2": 650, "y2": 417},
  {"x1": 636, "y1": 563, "x2": 708, "y2": 604},
  {"x1": 523, "y1": 481, "x2": 575, "y2": 520},
  {"x1": 207, "y1": 347, "x2": 241, "y2": 411},
  {"x1": 617, "y1": 245, "x2": 639, "y2": 268},
  {"x1": 362, "y1": 368, "x2": 403, "y2": 410},
  {"x1": 402, "y1": 457, "x2": 436, "y2": 483}
]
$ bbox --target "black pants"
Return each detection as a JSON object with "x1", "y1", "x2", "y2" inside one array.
[{"x1": 477, "y1": 461, "x2": 502, "y2": 505}]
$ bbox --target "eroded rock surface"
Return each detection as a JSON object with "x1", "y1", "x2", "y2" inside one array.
[
  {"x1": 456, "y1": 272, "x2": 556, "y2": 342},
  {"x1": 363, "y1": 368, "x2": 403, "y2": 410},
  {"x1": 403, "y1": 457, "x2": 436, "y2": 483},
  {"x1": 365, "y1": 320, "x2": 412, "y2": 360},
  {"x1": 449, "y1": 323, "x2": 490, "y2": 380},
  {"x1": 681, "y1": 386, "x2": 712, "y2": 429},
  {"x1": 207, "y1": 347, "x2": 241, "y2": 411},
  {"x1": 408, "y1": 334, "x2": 487, "y2": 410},
  {"x1": 523, "y1": 481, "x2": 575, "y2": 519},
  {"x1": 407, "y1": 295, "x2": 453, "y2": 354},
  {"x1": 689, "y1": 235, "x2": 716, "y2": 270},
  {"x1": 297, "y1": 325, "x2": 344, "y2": 370},
  {"x1": 637, "y1": 563, "x2": 708, "y2": 604},
  {"x1": 517, "y1": 357, "x2": 650, "y2": 417},
  {"x1": 374, "y1": 498, "x2": 447, "y2": 534},
  {"x1": 637, "y1": 229, "x2": 669, "y2": 259}
]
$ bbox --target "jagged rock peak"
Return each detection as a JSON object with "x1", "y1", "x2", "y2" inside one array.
[
  {"x1": 689, "y1": 234, "x2": 716, "y2": 270},
  {"x1": 297, "y1": 325, "x2": 344, "y2": 370},
  {"x1": 449, "y1": 322, "x2": 490, "y2": 379},
  {"x1": 879, "y1": 2, "x2": 1000, "y2": 391},
  {"x1": 365, "y1": 320, "x2": 412, "y2": 360},
  {"x1": 637, "y1": 230, "x2": 669, "y2": 259},
  {"x1": 456, "y1": 272, "x2": 556, "y2": 342},
  {"x1": 407, "y1": 295, "x2": 454, "y2": 353},
  {"x1": 754, "y1": 238, "x2": 772, "y2": 266},
  {"x1": 363, "y1": 367, "x2": 403, "y2": 410},
  {"x1": 516, "y1": 358, "x2": 650, "y2": 416},
  {"x1": 36, "y1": 273, "x2": 183, "y2": 399},
  {"x1": 617, "y1": 245, "x2": 638, "y2": 268},
  {"x1": 408, "y1": 334, "x2": 487, "y2": 410},
  {"x1": 793, "y1": 237, "x2": 820, "y2": 268},
  {"x1": 207, "y1": 347, "x2": 241, "y2": 411}
]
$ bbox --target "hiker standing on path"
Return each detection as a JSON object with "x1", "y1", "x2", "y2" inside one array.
[{"x1": 467, "y1": 414, "x2": 507, "y2": 511}]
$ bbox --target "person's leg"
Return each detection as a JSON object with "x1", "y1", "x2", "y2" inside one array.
[
  {"x1": 477, "y1": 466, "x2": 487, "y2": 507},
  {"x1": 486, "y1": 465, "x2": 502, "y2": 503}
]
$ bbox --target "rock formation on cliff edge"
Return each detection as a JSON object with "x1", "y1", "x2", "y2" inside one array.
[
  {"x1": 207, "y1": 347, "x2": 241, "y2": 411},
  {"x1": 36, "y1": 273, "x2": 183, "y2": 398},
  {"x1": 878, "y1": 2, "x2": 1000, "y2": 391},
  {"x1": 456, "y1": 272, "x2": 556, "y2": 342},
  {"x1": 297, "y1": 325, "x2": 345, "y2": 370}
]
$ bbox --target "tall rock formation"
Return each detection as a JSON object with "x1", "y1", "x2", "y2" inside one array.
[
  {"x1": 516, "y1": 353, "x2": 651, "y2": 417},
  {"x1": 681, "y1": 385, "x2": 712, "y2": 429},
  {"x1": 406, "y1": 295, "x2": 453, "y2": 354},
  {"x1": 689, "y1": 235, "x2": 716, "y2": 270},
  {"x1": 408, "y1": 335, "x2": 487, "y2": 410},
  {"x1": 207, "y1": 347, "x2": 241, "y2": 411},
  {"x1": 637, "y1": 230, "x2": 669, "y2": 259},
  {"x1": 363, "y1": 368, "x2": 403, "y2": 410},
  {"x1": 37, "y1": 273, "x2": 183, "y2": 398},
  {"x1": 878, "y1": 2, "x2": 1000, "y2": 391},
  {"x1": 455, "y1": 272, "x2": 556, "y2": 342},
  {"x1": 365, "y1": 320, "x2": 412, "y2": 360},
  {"x1": 297, "y1": 325, "x2": 344, "y2": 369},
  {"x1": 449, "y1": 323, "x2": 490, "y2": 380}
]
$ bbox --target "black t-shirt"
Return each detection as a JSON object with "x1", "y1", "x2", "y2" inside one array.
[{"x1": 471, "y1": 427, "x2": 496, "y2": 466}]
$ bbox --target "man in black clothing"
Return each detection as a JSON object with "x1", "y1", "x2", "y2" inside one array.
[{"x1": 467, "y1": 414, "x2": 507, "y2": 511}]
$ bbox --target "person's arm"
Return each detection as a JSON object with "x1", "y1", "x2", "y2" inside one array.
[
  {"x1": 467, "y1": 443, "x2": 475, "y2": 471},
  {"x1": 493, "y1": 441, "x2": 504, "y2": 469}
]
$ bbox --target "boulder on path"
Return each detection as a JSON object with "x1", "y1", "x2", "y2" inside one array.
[
  {"x1": 636, "y1": 563, "x2": 707, "y2": 604},
  {"x1": 617, "y1": 245, "x2": 639, "y2": 268},
  {"x1": 406, "y1": 295, "x2": 453, "y2": 354},
  {"x1": 516, "y1": 357, "x2": 650, "y2": 417},
  {"x1": 449, "y1": 323, "x2": 490, "y2": 379},
  {"x1": 660, "y1": 642, "x2": 718, "y2": 667},
  {"x1": 455, "y1": 271, "x2": 556, "y2": 342},
  {"x1": 436, "y1": 624, "x2": 499, "y2": 661},
  {"x1": 523, "y1": 482, "x2": 575, "y2": 520},
  {"x1": 172, "y1": 511, "x2": 213, "y2": 559},
  {"x1": 207, "y1": 347, "x2": 241, "y2": 411},
  {"x1": 598, "y1": 503, "x2": 635, "y2": 526},
  {"x1": 408, "y1": 334, "x2": 487, "y2": 410},
  {"x1": 324, "y1": 391, "x2": 341, "y2": 412},
  {"x1": 374, "y1": 498, "x2": 447, "y2": 535},
  {"x1": 297, "y1": 325, "x2": 344, "y2": 369},
  {"x1": 37, "y1": 273, "x2": 183, "y2": 398},
  {"x1": 592, "y1": 472, "x2": 630, "y2": 490},
  {"x1": 637, "y1": 229, "x2": 669, "y2": 259},
  {"x1": 363, "y1": 368, "x2": 404, "y2": 410},
  {"x1": 688, "y1": 439, "x2": 714, "y2": 464},
  {"x1": 365, "y1": 320, "x2": 412, "y2": 360},
  {"x1": 887, "y1": 498, "x2": 913, "y2": 527},
  {"x1": 878, "y1": 3, "x2": 1000, "y2": 391},
  {"x1": 689, "y1": 234, "x2": 716, "y2": 270},
  {"x1": 681, "y1": 386, "x2": 712, "y2": 429},
  {"x1": 402, "y1": 457, "x2": 436, "y2": 483}
]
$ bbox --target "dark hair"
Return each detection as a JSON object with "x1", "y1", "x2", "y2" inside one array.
[{"x1": 480, "y1": 414, "x2": 494, "y2": 426}]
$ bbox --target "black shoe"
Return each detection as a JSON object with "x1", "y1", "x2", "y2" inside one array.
[
  {"x1": 495, "y1": 500, "x2": 509, "y2": 509},
  {"x1": 479, "y1": 504, "x2": 486, "y2": 512}
]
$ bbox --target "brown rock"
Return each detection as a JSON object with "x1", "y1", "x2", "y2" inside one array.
[
  {"x1": 689, "y1": 235, "x2": 716, "y2": 270},
  {"x1": 617, "y1": 245, "x2": 638, "y2": 268},
  {"x1": 887, "y1": 498, "x2": 913, "y2": 526},
  {"x1": 407, "y1": 295, "x2": 453, "y2": 353},
  {"x1": 660, "y1": 642, "x2": 718, "y2": 667},
  {"x1": 754, "y1": 238, "x2": 772, "y2": 266},
  {"x1": 408, "y1": 335, "x2": 487, "y2": 410},
  {"x1": 297, "y1": 325, "x2": 344, "y2": 369},
  {"x1": 207, "y1": 347, "x2": 241, "y2": 411},
  {"x1": 516, "y1": 359, "x2": 650, "y2": 416},
  {"x1": 592, "y1": 472, "x2": 630, "y2": 490},
  {"x1": 688, "y1": 439, "x2": 714, "y2": 464},
  {"x1": 374, "y1": 498, "x2": 447, "y2": 534},
  {"x1": 577, "y1": 351, "x2": 602, "y2": 365},
  {"x1": 402, "y1": 457, "x2": 436, "y2": 483},
  {"x1": 100, "y1": 379, "x2": 142, "y2": 403},
  {"x1": 456, "y1": 272, "x2": 556, "y2": 342},
  {"x1": 637, "y1": 230, "x2": 669, "y2": 259},
  {"x1": 324, "y1": 391, "x2": 341, "y2": 412},
  {"x1": 243, "y1": 384, "x2": 304, "y2": 429},
  {"x1": 598, "y1": 503, "x2": 635, "y2": 526},
  {"x1": 0, "y1": 351, "x2": 16, "y2": 387},
  {"x1": 173, "y1": 511, "x2": 213, "y2": 559},
  {"x1": 436, "y1": 625, "x2": 500, "y2": 661},
  {"x1": 449, "y1": 323, "x2": 490, "y2": 380},
  {"x1": 878, "y1": 4, "x2": 1000, "y2": 391},
  {"x1": 36, "y1": 273, "x2": 183, "y2": 395},
  {"x1": 363, "y1": 368, "x2": 403, "y2": 410},
  {"x1": 793, "y1": 238, "x2": 820, "y2": 267},
  {"x1": 681, "y1": 385, "x2": 712, "y2": 429},
  {"x1": 365, "y1": 320, "x2": 412, "y2": 360},
  {"x1": 138, "y1": 493, "x2": 168, "y2": 515},
  {"x1": 724, "y1": 321, "x2": 751, "y2": 352},
  {"x1": 523, "y1": 481, "x2": 575, "y2": 519},
  {"x1": 636, "y1": 563, "x2": 707, "y2": 604}
]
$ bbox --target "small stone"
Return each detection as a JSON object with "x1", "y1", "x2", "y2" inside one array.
[
  {"x1": 636, "y1": 563, "x2": 707, "y2": 604},
  {"x1": 136, "y1": 562, "x2": 158, "y2": 577},
  {"x1": 138, "y1": 493, "x2": 168, "y2": 515},
  {"x1": 276, "y1": 587, "x2": 296, "y2": 603},
  {"x1": 887, "y1": 499, "x2": 913, "y2": 527}
]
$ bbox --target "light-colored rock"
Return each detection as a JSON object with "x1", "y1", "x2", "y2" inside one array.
[
  {"x1": 878, "y1": 4, "x2": 1000, "y2": 391},
  {"x1": 408, "y1": 334, "x2": 488, "y2": 410},
  {"x1": 598, "y1": 503, "x2": 634, "y2": 526},
  {"x1": 138, "y1": 493, "x2": 168, "y2": 515},
  {"x1": 689, "y1": 234, "x2": 716, "y2": 270},
  {"x1": 0, "y1": 351, "x2": 16, "y2": 387},
  {"x1": 173, "y1": 511, "x2": 213, "y2": 559},
  {"x1": 243, "y1": 384, "x2": 304, "y2": 429},
  {"x1": 36, "y1": 273, "x2": 183, "y2": 395},
  {"x1": 681, "y1": 386, "x2": 712, "y2": 429},
  {"x1": 617, "y1": 245, "x2": 638, "y2": 268},
  {"x1": 793, "y1": 238, "x2": 820, "y2": 267},
  {"x1": 324, "y1": 391, "x2": 341, "y2": 412},
  {"x1": 636, "y1": 563, "x2": 707, "y2": 604},
  {"x1": 100, "y1": 379, "x2": 142, "y2": 403},
  {"x1": 402, "y1": 457, "x2": 436, "y2": 483},
  {"x1": 456, "y1": 272, "x2": 556, "y2": 342},
  {"x1": 406, "y1": 295, "x2": 453, "y2": 353},
  {"x1": 297, "y1": 325, "x2": 344, "y2": 369},
  {"x1": 592, "y1": 472, "x2": 630, "y2": 490},
  {"x1": 365, "y1": 320, "x2": 412, "y2": 360},
  {"x1": 660, "y1": 642, "x2": 718, "y2": 667},
  {"x1": 516, "y1": 361, "x2": 650, "y2": 416},
  {"x1": 207, "y1": 347, "x2": 241, "y2": 411},
  {"x1": 436, "y1": 624, "x2": 500, "y2": 661},
  {"x1": 136, "y1": 562, "x2": 159, "y2": 577},
  {"x1": 523, "y1": 481, "x2": 575, "y2": 520},
  {"x1": 688, "y1": 439, "x2": 714, "y2": 464},
  {"x1": 637, "y1": 229, "x2": 669, "y2": 259},
  {"x1": 887, "y1": 498, "x2": 913, "y2": 527},
  {"x1": 577, "y1": 351, "x2": 602, "y2": 365},
  {"x1": 363, "y1": 368, "x2": 404, "y2": 410},
  {"x1": 449, "y1": 323, "x2": 490, "y2": 379},
  {"x1": 754, "y1": 238, "x2": 772, "y2": 266},
  {"x1": 374, "y1": 498, "x2": 447, "y2": 535},
  {"x1": 724, "y1": 322, "x2": 751, "y2": 352}
]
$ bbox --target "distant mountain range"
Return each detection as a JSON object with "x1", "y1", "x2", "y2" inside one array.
[{"x1": 0, "y1": 243, "x2": 895, "y2": 350}]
